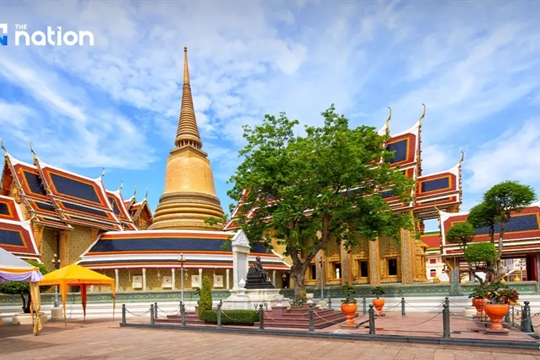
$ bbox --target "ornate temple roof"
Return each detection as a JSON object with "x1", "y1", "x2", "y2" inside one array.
[
  {"x1": 439, "y1": 201, "x2": 540, "y2": 257},
  {"x1": 77, "y1": 230, "x2": 290, "y2": 270},
  {"x1": 33, "y1": 156, "x2": 124, "y2": 231},
  {"x1": 0, "y1": 142, "x2": 147, "y2": 237},
  {"x1": 0, "y1": 195, "x2": 40, "y2": 258}
]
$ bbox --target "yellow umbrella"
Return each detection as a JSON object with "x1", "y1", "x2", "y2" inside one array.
[{"x1": 39, "y1": 264, "x2": 115, "y2": 323}]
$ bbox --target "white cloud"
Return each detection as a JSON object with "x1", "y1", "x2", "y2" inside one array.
[{"x1": 465, "y1": 119, "x2": 540, "y2": 193}]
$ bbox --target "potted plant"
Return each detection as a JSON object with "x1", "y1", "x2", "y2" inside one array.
[
  {"x1": 483, "y1": 281, "x2": 519, "y2": 330},
  {"x1": 370, "y1": 286, "x2": 386, "y2": 315},
  {"x1": 340, "y1": 283, "x2": 358, "y2": 325},
  {"x1": 468, "y1": 286, "x2": 489, "y2": 317}
]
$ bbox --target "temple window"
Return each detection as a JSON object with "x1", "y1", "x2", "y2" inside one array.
[
  {"x1": 387, "y1": 258, "x2": 398, "y2": 276},
  {"x1": 358, "y1": 260, "x2": 369, "y2": 278},
  {"x1": 310, "y1": 264, "x2": 317, "y2": 280},
  {"x1": 430, "y1": 269, "x2": 437, "y2": 277},
  {"x1": 429, "y1": 258, "x2": 437, "y2": 264},
  {"x1": 331, "y1": 262, "x2": 342, "y2": 279}
]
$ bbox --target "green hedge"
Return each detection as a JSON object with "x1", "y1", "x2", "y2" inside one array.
[{"x1": 200, "y1": 309, "x2": 260, "y2": 325}]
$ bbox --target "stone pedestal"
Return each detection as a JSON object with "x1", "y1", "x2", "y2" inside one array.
[
  {"x1": 222, "y1": 288, "x2": 290, "y2": 310},
  {"x1": 463, "y1": 306, "x2": 477, "y2": 318},
  {"x1": 12, "y1": 313, "x2": 48, "y2": 325},
  {"x1": 50, "y1": 307, "x2": 63, "y2": 321}
]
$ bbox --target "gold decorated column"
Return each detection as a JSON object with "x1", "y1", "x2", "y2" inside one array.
[{"x1": 369, "y1": 239, "x2": 381, "y2": 285}]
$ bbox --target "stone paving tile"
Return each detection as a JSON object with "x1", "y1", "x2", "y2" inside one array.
[{"x1": 1, "y1": 319, "x2": 540, "y2": 359}]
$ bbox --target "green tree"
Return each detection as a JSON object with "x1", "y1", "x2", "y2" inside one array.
[
  {"x1": 198, "y1": 276, "x2": 212, "y2": 319},
  {"x1": 445, "y1": 221, "x2": 475, "y2": 251},
  {"x1": 228, "y1": 105, "x2": 416, "y2": 301},
  {"x1": 446, "y1": 221, "x2": 493, "y2": 285},
  {"x1": 0, "y1": 261, "x2": 49, "y2": 313},
  {"x1": 467, "y1": 181, "x2": 536, "y2": 281}
]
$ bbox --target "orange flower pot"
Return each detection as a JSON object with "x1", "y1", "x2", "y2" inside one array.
[
  {"x1": 340, "y1": 303, "x2": 358, "y2": 325},
  {"x1": 372, "y1": 298, "x2": 385, "y2": 315},
  {"x1": 472, "y1": 298, "x2": 489, "y2": 316},
  {"x1": 484, "y1": 304, "x2": 509, "y2": 330}
]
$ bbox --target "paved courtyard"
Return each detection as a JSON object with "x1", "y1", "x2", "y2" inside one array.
[{"x1": 1, "y1": 319, "x2": 540, "y2": 359}]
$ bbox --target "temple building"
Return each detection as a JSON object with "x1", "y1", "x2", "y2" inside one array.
[
  {"x1": 438, "y1": 203, "x2": 540, "y2": 292},
  {"x1": 224, "y1": 107, "x2": 465, "y2": 287},
  {"x1": 0, "y1": 47, "x2": 289, "y2": 295}
]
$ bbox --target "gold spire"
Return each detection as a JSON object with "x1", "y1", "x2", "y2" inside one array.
[
  {"x1": 150, "y1": 47, "x2": 225, "y2": 231},
  {"x1": 174, "y1": 47, "x2": 202, "y2": 150}
]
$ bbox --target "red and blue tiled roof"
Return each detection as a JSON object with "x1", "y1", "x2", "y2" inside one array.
[
  {"x1": 440, "y1": 202, "x2": 540, "y2": 256},
  {"x1": 0, "y1": 196, "x2": 40, "y2": 257},
  {"x1": 77, "y1": 230, "x2": 290, "y2": 271}
]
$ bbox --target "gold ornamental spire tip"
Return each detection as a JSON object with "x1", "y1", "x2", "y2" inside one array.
[
  {"x1": 418, "y1": 103, "x2": 426, "y2": 127},
  {"x1": 118, "y1": 180, "x2": 123, "y2": 191},
  {"x1": 183, "y1": 46, "x2": 190, "y2": 84},
  {"x1": 459, "y1": 151, "x2": 465, "y2": 165},
  {"x1": 144, "y1": 187, "x2": 149, "y2": 200},
  {"x1": 385, "y1": 106, "x2": 392, "y2": 132},
  {"x1": 100, "y1": 167, "x2": 105, "y2": 179},
  {"x1": 1, "y1": 138, "x2": 7, "y2": 157},
  {"x1": 29, "y1": 141, "x2": 37, "y2": 160},
  {"x1": 132, "y1": 185, "x2": 137, "y2": 198}
]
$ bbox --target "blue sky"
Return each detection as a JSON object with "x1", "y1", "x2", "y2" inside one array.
[{"x1": 1, "y1": 1, "x2": 539, "y2": 230}]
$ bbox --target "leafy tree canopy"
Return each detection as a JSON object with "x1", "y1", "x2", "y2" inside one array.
[{"x1": 446, "y1": 221, "x2": 475, "y2": 250}]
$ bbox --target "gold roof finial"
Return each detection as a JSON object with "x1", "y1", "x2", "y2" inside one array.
[
  {"x1": 100, "y1": 167, "x2": 105, "y2": 179},
  {"x1": 418, "y1": 103, "x2": 426, "y2": 127},
  {"x1": 458, "y1": 151, "x2": 465, "y2": 165},
  {"x1": 385, "y1": 106, "x2": 392, "y2": 133},
  {"x1": 132, "y1": 185, "x2": 137, "y2": 199},
  {"x1": 29, "y1": 141, "x2": 37, "y2": 160},
  {"x1": 1, "y1": 138, "x2": 7, "y2": 157},
  {"x1": 118, "y1": 180, "x2": 123, "y2": 191},
  {"x1": 144, "y1": 187, "x2": 148, "y2": 200},
  {"x1": 174, "y1": 46, "x2": 203, "y2": 150},
  {"x1": 434, "y1": 205, "x2": 441, "y2": 214},
  {"x1": 28, "y1": 212, "x2": 37, "y2": 222}
]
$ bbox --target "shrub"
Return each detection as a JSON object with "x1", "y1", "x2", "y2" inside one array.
[
  {"x1": 370, "y1": 286, "x2": 386, "y2": 298},
  {"x1": 198, "y1": 276, "x2": 212, "y2": 319},
  {"x1": 464, "y1": 242, "x2": 497, "y2": 264},
  {"x1": 199, "y1": 309, "x2": 259, "y2": 325},
  {"x1": 341, "y1": 283, "x2": 357, "y2": 304}
]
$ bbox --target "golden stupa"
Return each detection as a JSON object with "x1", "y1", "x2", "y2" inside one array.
[{"x1": 149, "y1": 47, "x2": 225, "y2": 231}]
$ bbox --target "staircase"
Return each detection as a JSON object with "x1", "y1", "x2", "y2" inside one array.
[
  {"x1": 155, "y1": 312, "x2": 205, "y2": 326},
  {"x1": 263, "y1": 306, "x2": 350, "y2": 329}
]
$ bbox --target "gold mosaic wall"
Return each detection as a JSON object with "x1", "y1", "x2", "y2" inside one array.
[
  {"x1": 41, "y1": 228, "x2": 58, "y2": 273},
  {"x1": 68, "y1": 226, "x2": 100, "y2": 264}
]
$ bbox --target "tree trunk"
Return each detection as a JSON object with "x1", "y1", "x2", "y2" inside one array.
[
  {"x1": 292, "y1": 266, "x2": 306, "y2": 304},
  {"x1": 20, "y1": 294, "x2": 30, "y2": 313},
  {"x1": 495, "y1": 221, "x2": 507, "y2": 282}
]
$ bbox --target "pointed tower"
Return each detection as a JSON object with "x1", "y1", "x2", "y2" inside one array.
[{"x1": 149, "y1": 47, "x2": 225, "y2": 231}]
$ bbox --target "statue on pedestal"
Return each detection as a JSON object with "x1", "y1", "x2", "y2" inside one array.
[{"x1": 245, "y1": 256, "x2": 275, "y2": 289}]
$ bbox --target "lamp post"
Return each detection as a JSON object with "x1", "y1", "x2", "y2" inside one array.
[
  {"x1": 52, "y1": 253, "x2": 60, "y2": 307},
  {"x1": 319, "y1": 258, "x2": 324, "y2": 300},
  {"x1": 178, "y1": 253, "x2": 185, "y2": 304}
]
